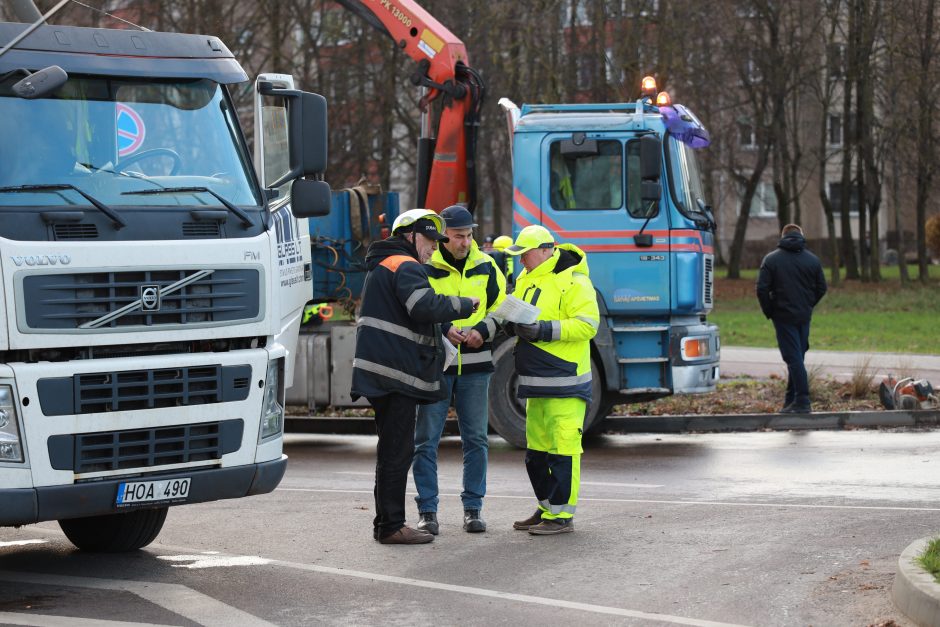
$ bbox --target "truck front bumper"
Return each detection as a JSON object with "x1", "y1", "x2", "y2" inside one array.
[{"x1": 0, "y1": 455, "x2": 287, "y2": 527}]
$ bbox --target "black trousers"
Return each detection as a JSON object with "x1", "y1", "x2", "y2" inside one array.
[
  {"x1": 773, "y1": 319, "x2": 811, "y2": 406},
  {"x1": 368, "y1": 393, "x2": 418, "y2": 538}
]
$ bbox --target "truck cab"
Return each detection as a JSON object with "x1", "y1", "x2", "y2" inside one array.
[
  {"x1": 0, "y1": 21, "x2": 329, "y2": 551},
  {"x1": 488, "y1": 95, "x2": 720, "y2": 446}
]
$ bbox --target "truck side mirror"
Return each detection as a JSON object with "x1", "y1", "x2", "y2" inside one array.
[
  {"x1": 640, "y1": 135, "x2": 662, "y2": 181},
  {"x1": 259, "y1": 83, "x2": 329, "y2": 188},
  {"x1": 291, "y1": 179, "x2": 331, "y2": 217}
]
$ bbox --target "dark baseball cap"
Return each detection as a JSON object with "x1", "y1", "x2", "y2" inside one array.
[
  {"x1": 407, "y1": 217, "x2": 449, "y2": 242},
  {"x1": 440, "y1": 205, "x2": 478, "y2": 229}
]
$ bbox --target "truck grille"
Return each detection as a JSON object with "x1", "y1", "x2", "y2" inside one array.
[
  {"x1": 47, "y1": 419, "x2": 244, "y2": 474},
  {"x1": 21, "y1": 268, "x2": 260, "y2": 330},
  {"x1": 703, "y1": 255, "x2": 714, "y2": 306},
  {"x1": 37, "y1": 364, "x2": 252, "y2": 416}
]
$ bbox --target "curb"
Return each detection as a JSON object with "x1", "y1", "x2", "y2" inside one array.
[
  {"x1": 893, "y1": 537, "x2": 940, "y2": 626},
  {"x1": 602, "y1": 409, "x2": 940, "y2": 434}
]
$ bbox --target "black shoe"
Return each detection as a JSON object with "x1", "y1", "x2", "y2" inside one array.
[
  {"x1": 781, "y1": 402, "x2": 793, "y2": 412},
  {"x1": 780, "y1": 404, "x2": 812, "y2": 414},
  {"x1": 416, "y1": 511, "x2": 439, "y2": 535},
  {"x1": 528, "y1": 518, "x2": 574, "y2": 535},
  {"x1": 378, "y1": 525, "x2": 434, "y2": 545},
  {"x1": 513, "y1": 510, "x2": 544, "y2": 530},
  {"x1": 463, "y1": 509, "x2": 486, "y2": 533}
]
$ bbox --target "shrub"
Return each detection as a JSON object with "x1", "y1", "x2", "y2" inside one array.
[{"x1": 927, "y1": 213, "x2": 940, "y2": 260}]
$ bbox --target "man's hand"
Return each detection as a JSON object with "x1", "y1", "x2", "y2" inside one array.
[
  {"x1": 464, "y1": 329, "x2": 484, "y2": 349},
  {"x1": 469, "y1": 296, "x2": 480, "y2": 312},
  {"x1": 446, "y1": 326, "x2": 467, "y2": 346}
]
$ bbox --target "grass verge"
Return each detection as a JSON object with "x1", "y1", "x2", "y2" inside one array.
[
  {"x1": 917, "y1": 537, "x2": 940, "y2": 584},
  {"x1": 711, "y1": 267, "x2": 940, "y2": 354}
]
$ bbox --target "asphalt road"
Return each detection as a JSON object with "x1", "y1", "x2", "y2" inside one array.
[
  {"x1": 2, "y1": 429, "x2": 939, "y2": 626},
  {"x1": 720, "y1": 346, "x2": 940, "y2": 385}
]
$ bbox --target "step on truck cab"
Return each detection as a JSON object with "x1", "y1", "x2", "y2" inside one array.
[
  {"x1": 0, "y1": 21, "x2": 331, "y2": 551},
  {"x1": 489, "y1": 85, "x2": 720, "y2": 446}
]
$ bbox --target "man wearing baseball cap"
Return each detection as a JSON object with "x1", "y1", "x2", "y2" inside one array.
[
  {"x1": 352, "y1": 208, "x2": 479, "y2": 545},
  {"x1": 412, "y1": 205, "x2": 506, "y2": 535},
  {"x1": 503, "y1": 225, "x2": 599, "y2": 535}
]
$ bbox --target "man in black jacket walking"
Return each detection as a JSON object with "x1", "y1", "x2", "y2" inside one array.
[
  {"x1": 756, "y1": 224, "x2": 828, "y2": 414},
  {"x1": 352, "y1": 209, "x2": 478, "y2": 545}
]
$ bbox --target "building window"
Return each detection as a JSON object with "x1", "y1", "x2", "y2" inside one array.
[
  {"x1": 738, "y1": 180, "x2": 776, "y2": 217},
  {"x1": 739, "y1": 122, "x2": 757, "y2": 149},
  {"x1": 829, "y1": 115, "x2": 842, "y2": 146},
  {"x1": 828, "y1": 181, "x2": 859, "y2": 215},
  {"x1": 828, "y1": 43, "x2": 845, "y2": 80}
]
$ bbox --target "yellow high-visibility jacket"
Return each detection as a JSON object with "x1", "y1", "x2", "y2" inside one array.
[
  {"x1": 513, "y1": 243, "x2": 599, "y2": 401},
  {"x1": 426, "y1": 242, "x2": 506, "y2": 374}
]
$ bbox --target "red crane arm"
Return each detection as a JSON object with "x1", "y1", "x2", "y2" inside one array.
[{"x1": 334, "y1": 0, "x2": 484, "y2": 213}]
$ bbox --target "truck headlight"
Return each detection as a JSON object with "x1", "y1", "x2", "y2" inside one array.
[
  {"x1": 259, "y1": 359, "x2": 284, "y2": 442},
  {"x1": 680, "y1": 336, "x2": 711, "y2": 361},
  {"x1": 0, "y1": 385, "x2": 24, "y2": 462}
]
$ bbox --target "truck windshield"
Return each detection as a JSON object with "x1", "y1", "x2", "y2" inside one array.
[
  {"x1": 0, "y1": 75, "x2": 261, "y2": 208},
  {"x1": 666, "y1": 136, "x2": 708, "y2": 223}
]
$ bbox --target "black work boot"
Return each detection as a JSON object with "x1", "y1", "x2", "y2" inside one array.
[
  {"x1": 463, "y1": 509, "x2": 486, "y2": 533},
  {"x1": 512, "y1": 510, "x2": 544, "y2": 530},
  {"x1": 416, "y1": 511, "x2": 439, "y2": 535},
  {"x1": 528, "y1": 518, "x2": 574, "y2": 535}
]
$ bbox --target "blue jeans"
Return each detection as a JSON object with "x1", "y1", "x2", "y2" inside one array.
[{"x1": 413, "y1": 372, "x2": 490, "y2": 513}]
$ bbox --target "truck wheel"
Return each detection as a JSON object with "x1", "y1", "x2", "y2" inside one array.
[
  {"x1": 488, "y1": 338, "x2": 608, "y2": 449},
  {"x1": 58, "y1": 507, "x2": 168, "y2": 552}
]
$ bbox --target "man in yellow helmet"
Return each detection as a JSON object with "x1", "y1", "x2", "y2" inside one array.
[
  {"x1": 503, "y1": 225, "x2": 599, "y2": 535},
  {"x1": 352, "y1": 208, "x2": 479, "y2": 545}
]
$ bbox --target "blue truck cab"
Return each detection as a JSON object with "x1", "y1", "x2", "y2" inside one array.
[{"x1": 487, "y1": 95, "x2": 720, "y2": 445}]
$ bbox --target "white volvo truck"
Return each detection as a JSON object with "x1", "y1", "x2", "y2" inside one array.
[{"x1": 0, "y1": 19, "x2": 331, "y2": 551}]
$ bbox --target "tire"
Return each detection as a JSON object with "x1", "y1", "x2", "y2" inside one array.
[
  {"x1": 488, "y1": 338, "x2": 609, "y2": 449},
  {"x1": 59, "y1": 507, "x2": 168, "y2": 552}
]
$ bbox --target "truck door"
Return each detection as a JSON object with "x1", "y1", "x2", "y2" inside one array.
[
  {"x1": 537, "y1": 133, "x2": 671, "y2": 316},
  {"x1": 254, "y1": 74, "x2": 313, "y2": 383}
]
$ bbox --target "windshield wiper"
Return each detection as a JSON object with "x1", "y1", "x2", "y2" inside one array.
[
  {"x1": 122, "y1": 186, "x2": 255, "y2": 228},
  {"x1": 0, "y1": 184, "x2": 127, "y2": 229}
]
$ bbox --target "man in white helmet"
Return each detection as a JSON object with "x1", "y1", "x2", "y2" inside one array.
[{"x1": 352, "y1": 209, "x2": 479, "y2": 545}]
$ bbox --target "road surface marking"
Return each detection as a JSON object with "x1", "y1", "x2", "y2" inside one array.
[
  {"x1": 0, "y1": 540, "x2": 48, "y2": 548},
  {"x1": 157, "y1": 553, "x2": 271, "y2": 569},
  {"x1": 276, "y1": 488, "x2": 940, "y2": 511},
  {"x1": 0, "y1": 570, "x2": 274, "y2": 627},
  {"x1": 267, "y1": 557, "x2": 750, "y2": 627},
  {"x1": 0, "y1": 612, "x2": 177, "y2": 627},
  {"x1": 581, "y1": 481, "x2": 664, "y2": 488}
]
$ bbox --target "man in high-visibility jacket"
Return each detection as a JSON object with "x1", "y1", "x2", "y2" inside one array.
[
  {"x1": 413, "y1": 205, "x2": 506, "y2": 535},
  {"x1": 503, "y1": 225, "x2": 599, "y2": 535},
  {"x1": 352, "y1": 209, "x2": 479, "y2": 545}
]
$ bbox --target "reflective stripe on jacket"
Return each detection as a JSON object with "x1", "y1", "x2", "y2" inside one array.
[
  {"x1": 351, "y1": 237, "x2": 475, "y2": 403},
  {"x1": 426, "y1": 242, "x2": 506, "y2": 375},
  {"x1": 513, "y1": 243, "x2": 599, "y2": 401}
]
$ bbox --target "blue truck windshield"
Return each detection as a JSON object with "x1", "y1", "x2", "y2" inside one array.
[
  {"x1": 667, "y1": 136, "x2": 708, "y2": 222},
  {"x1": 0, "y1": 76, "x2": 260, "y2": 208}
]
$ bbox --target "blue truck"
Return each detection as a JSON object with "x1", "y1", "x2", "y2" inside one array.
[{"x1": 290, "y1": 80, "x2": 720, "y2": 448}]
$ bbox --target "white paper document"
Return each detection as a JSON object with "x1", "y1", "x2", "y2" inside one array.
[
  {"x1": 442, "y1": 335, "x2": 459, "y2": 370},
  {"x1": 492, "y1": 294, "x2": 541, "y2": 325}
]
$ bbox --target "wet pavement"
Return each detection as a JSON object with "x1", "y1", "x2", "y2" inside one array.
[{"x1": 2, "y1": 429, "x2": 937, "y2": 625}]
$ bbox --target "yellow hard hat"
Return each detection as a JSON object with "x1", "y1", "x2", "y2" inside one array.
[
  {"x1": 505, "y1": 225, "x2": 555, "y2": 256},
  {"x1": 492, "y1": 235, "x2": 513, "y2": 251},
  {"x1": 391, "y1": 208, "x2": 448, "y2": 242}
]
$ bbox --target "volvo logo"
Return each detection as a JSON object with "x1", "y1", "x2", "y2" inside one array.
[
  {"x1": 11, "y1": 254, "x2": 71, "y2": 267},
  {"x1": 140, "y1": 285, "x2": 161, "y2": 311}
]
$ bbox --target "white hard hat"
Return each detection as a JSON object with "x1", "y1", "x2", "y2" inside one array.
[{"x1": 391, "y1": 208, "x2": 448, "y2": 242}]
